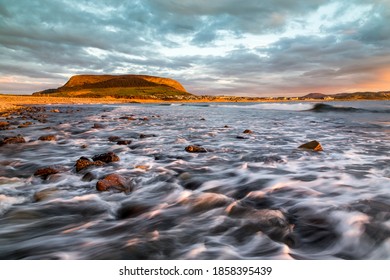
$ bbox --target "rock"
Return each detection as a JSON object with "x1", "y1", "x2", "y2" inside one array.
[
  {"x1": 185, "y1": 145, "x2": 207, "y2": 153},
  {"x1": 50, "y1": 109, "x2": 60, "y2": 113},
  {"x1": 243, "y1": 129, "x2": 253, "y2": 134},
  {"x1": 96, "y1": 173, "x2": 131, "y2": 193},
  {"x1": 108, "y1": 136, "x2": 121, "y2": 142},
  {"x1": 34, "y1": 167, "x2": 61, "y2": 179},
  {"x1": 139, "y1": 133, "x2": 157, "y2": 138},
  {"x1": 119, "y1": 116, "x2": 136, "y2": 120},
  {"x1": 92, "y1": 152, "x2": 120, "y2": 163},
  {"x1": 81, "y1": 172, "x2": 96, "y2": 182},
  {"x1": 18, "y1": 122, "x2": 33, "y2": 128},
  {"x1": 135, "y1": 165, "x2": 149, "y2": 170},
  {"x1": 38, "y1": 135, "x2": 57, "y2": 141},
  {"x1": 92, "y1": 123, "x2": 105, "y2": 129},
  {"x1": 75, "y1": 157, "x2": 105, "y2": 172},
  {"x1": 117, "y1": 140, "x2": 132, "y2": 145},
  {"x1": 0, "y1": 136, "x2": 26, "y2": 146},
  {"x1": 298, "y1": 140, "x2": 323, "y2": 151},
  {"x1": 236, "y1": 135, "x2": 249, "y2": 139},
  {"x1": 0, "y1": 121, "x2": 10, "y2": 130}
]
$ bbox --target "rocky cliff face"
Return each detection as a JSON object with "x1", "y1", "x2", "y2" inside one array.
[{"x1": 62, "y1": 74, "x2": 186, "y2": 92}]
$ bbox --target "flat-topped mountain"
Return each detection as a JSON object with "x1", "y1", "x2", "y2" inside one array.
[{"x1": 33, "y1": 74, "x2": 192, "y2": 100}]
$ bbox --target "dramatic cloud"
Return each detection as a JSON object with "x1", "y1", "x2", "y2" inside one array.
[{"x1": 0, "y1": 0, "x2": 389, "y2": 96}]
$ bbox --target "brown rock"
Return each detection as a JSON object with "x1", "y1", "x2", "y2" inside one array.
[
  {"x1": 0, "y1": 136, "x2": 26, "y2": 146},
  {"x1": 18, "y1": 122, "x2": 33, "y2": 128},
  {"x1": 185, "y1": 145, "x2": 207, "y2": 153},
  {"x1": 139, "y1": 133, "x2": 157, "y2": 138},
  {"x1": 93, "y1": 123, "x2": 105, "y2": 129},
  {"x1": 34, "y1": 167, "x2": 61, "y2": 178},
  {"x1": 117, "y1": 140, "x2": 132, "y2": 145},
  {"x1": 75, "y1": 157, "x2": 105, "y2": 172},
  {"x1": 38, "y1": 135, "x2": 57, "y2": 141},
  {"x1": 50, "y1": 109, "x2": 60, "y2": 113},
  {"x1": 0, "y1": 121, "x2": 10, "y2": 129},
  {"x1": 243, "y1": 129, "x2": 253, "y2": 134},
  {"x1": 96, "y1": 173, "x2": 130, "y2": 193},
  {"x1": 298, "y1": 140, "x2": 323, "y2": 151},
  {"x1": 92, "y1": 152, "x2": 120, "y2": 163},
  {"x1": 108, "y1": 136, "x2": 121, "y2": 142}
]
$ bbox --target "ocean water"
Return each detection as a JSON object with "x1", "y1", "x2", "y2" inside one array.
[{"x1": 0, "y1": 101, "x2": 389, "y2": 259}]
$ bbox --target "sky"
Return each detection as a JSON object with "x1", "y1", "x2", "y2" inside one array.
[{"x1": 0, "y1": 0, "x2": 389, "y2": 97}]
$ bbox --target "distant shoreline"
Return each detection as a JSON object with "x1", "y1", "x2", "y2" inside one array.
[{"x1": 1, "y1": 94, "x2": 389, "y2": 114}]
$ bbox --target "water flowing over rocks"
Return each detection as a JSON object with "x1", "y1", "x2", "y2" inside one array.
[{"x1": 0, "y1": 102, "x2": 389, "y2": 260}]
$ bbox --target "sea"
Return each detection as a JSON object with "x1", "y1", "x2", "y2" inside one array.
[{"x1": 0, "y1": 101, "x2": 389, "y2": 259}]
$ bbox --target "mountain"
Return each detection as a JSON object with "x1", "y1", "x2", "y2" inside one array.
[
  {"x1": 33, "y1": 74, "x2": 193, "y2": 100},
  {"x1": 301, "y1": 93, "x2": 329, "y2": 99}
]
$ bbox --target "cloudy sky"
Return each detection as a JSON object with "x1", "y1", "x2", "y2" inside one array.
[{"x1": 1, "y1": 0, "x2": 389, "y2": 96}]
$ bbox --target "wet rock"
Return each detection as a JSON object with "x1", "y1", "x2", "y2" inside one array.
[
  {"x1": 34, "y1": 166, "x2": 61, "y2": 179},
  {"x1": 96, "y1": 173, "x2": 131, "y2": 193},
  {"x1": 139, "y1": 133, "x2": 157, "y2": 138},
  {"x1": 38, "y1": 135, "x2": 57, "y2": 141},
  {"x1": 243, "y1": 129, "x2": 253, "y2": 134},
  {"x1": 236, "y1": 135, "x2": 249, "y2": 139},
  {"x1": 117, "y1": 140, "x2": 132, "y2": 145},
  {"x1": 0, "y1": 121, "x2": 10, "y2": 130},
  {"x1": 92, "y1": 152, "x2": 120, "y2": 163},
  {"x1": 119, "y1": 116, "x2": 136, "y2": 120},
  {"x1": 185, "y1": 145, "x2": 207, "y2": 153},
  {"x1": 92, "y1": 123, "x2": 105, "y2": 129},
  {"x1": 18, "y1": 122, "x2": 33, "y2": 128},
  {"x1": 135, "y1": 165, "x2": 149, "y2": 170},
  {"x1": 108, "y1": 136, "x2": 121, "y2": 142},
  {"x1": 50, "y1": 109, "x2": 60, "y2": 113},
  {"x1": 298, "y1": 140, "x2": 323, "y2": 151},
  {"x1": 0, "y1": 136, "x2": 26, "y2": 146},
  {"x1": 75, "y1": 157, "x2": 105, "y2": 172}
]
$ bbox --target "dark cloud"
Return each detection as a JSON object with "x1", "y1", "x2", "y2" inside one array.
[{"x1": 0, "y1": 0, "x2": 389, "y2": 95}]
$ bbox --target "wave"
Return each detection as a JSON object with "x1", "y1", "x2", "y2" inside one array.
[
  {"x1": 217, "y1": 103, "x2": 313, "y2": 111},
  {"x1": 307, "y1": 103, "x2": 390, "y2": 113}
]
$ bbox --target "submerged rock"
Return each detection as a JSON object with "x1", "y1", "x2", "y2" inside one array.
[
  {"x1": 298, "y1": 140, "x2": 323, "y2": 151},
  {"x1": 92, "y1": 152, "x2": 120, "y2": 163},
  {"x1": 0, "y1": 136, "x2": 26, "y2": 146},
  {"x1": 93, "y1": 123, "x2": 105, "y2": 129},
  {"x1": 117, "y1": 140, "x2": 132, "y2": 145},
  {"x1": 75, "y1": 157, "x2": 104, "y2": 172},
  {"x1": 185, "y1": 145, "x2": 207, "y2": 153},
  {"x1": 96, "y1": 173, "x2": 131, "y2": 193},
  {"x1": 38, "y1": 135, "x2": 57, "y2": 141}
]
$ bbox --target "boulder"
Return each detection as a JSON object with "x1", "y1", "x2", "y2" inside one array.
[
  {"x1": 92, "y1": 152, "x2": 120, "y2": 163},
  {"x1": 185, "y1": 145, "x2": 207, "y2": 153},
  {"x1": 38, "y1": 135, "x2": 57, "y2": 141},
  {"x1": 96, "y1": 173, "x2": 131, "y2": 193},
  {"x1": 243, "y1": 129, "x2": 253, "y2": 134},
  {"x1": 0, "y1": 136, "x2": 26, "y2": 146},
  {"x1": 75, "y1": 157, "x2": 104, "y2": 172},
  {"x1": 298, "y1": 140, "x2": 323, "y2": 151}
]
